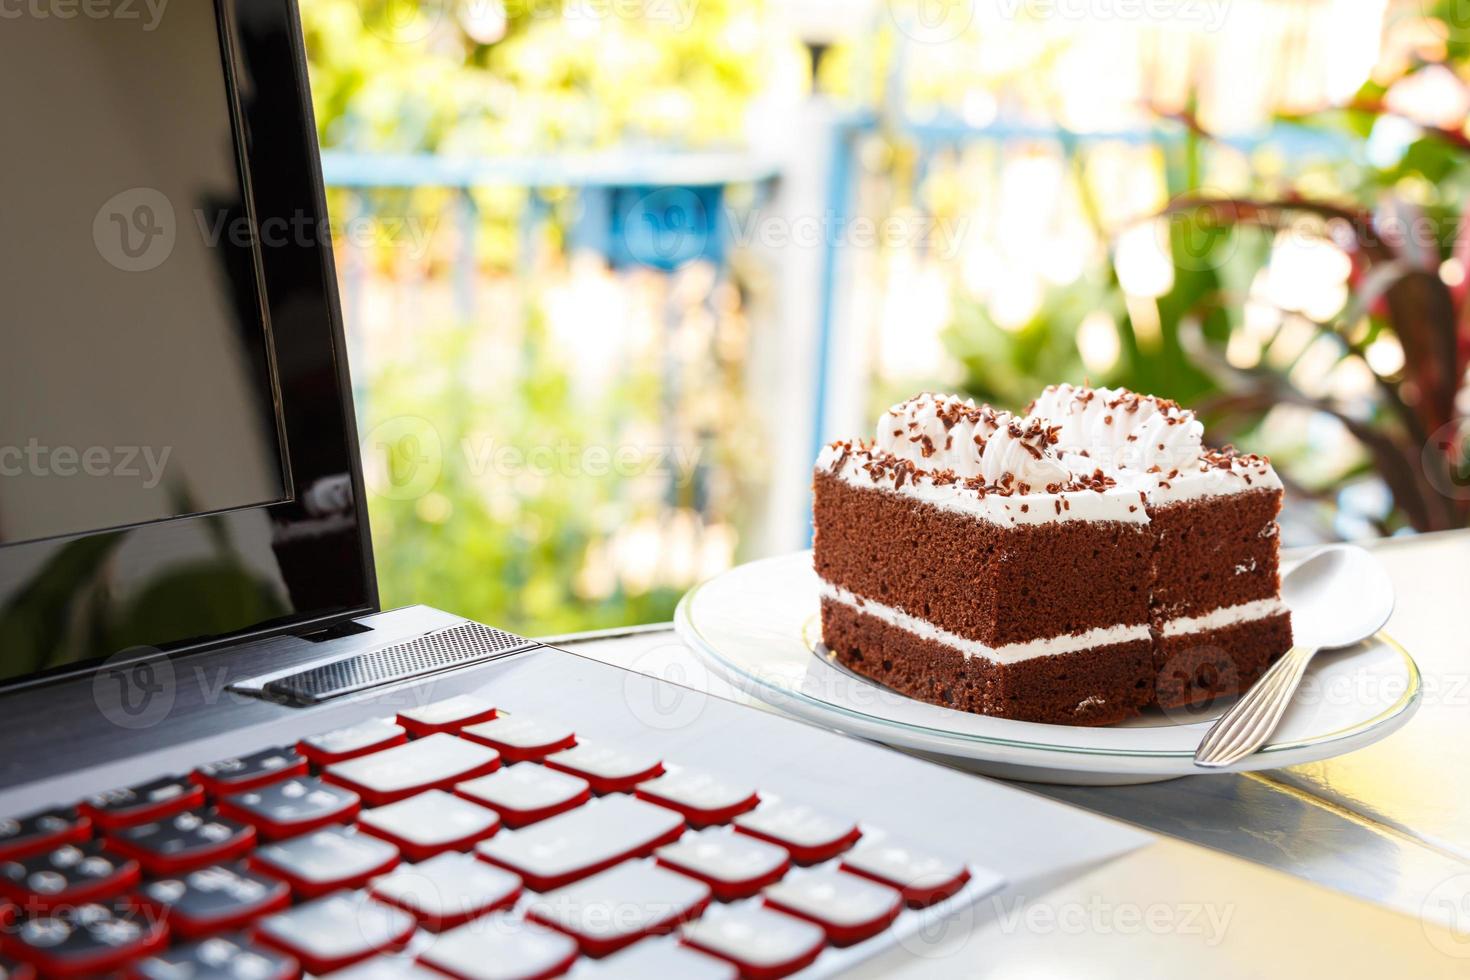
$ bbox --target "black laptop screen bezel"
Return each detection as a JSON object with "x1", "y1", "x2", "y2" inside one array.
[{"x1": 0, "y1": 0, "x2": 378, "y2": 691}]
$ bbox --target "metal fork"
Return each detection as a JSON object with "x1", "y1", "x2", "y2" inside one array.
[{"x1": 1193, "y1": 646, "x2": 1315, "y2": 767}]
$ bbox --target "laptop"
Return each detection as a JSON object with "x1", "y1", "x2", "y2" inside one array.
[{"x1": 0, "y1": 2, "x2": 1144, "y2": 977}]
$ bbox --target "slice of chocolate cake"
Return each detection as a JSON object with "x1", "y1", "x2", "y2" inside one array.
[{"x1": 812, "y1": 388, "x2": 1291, "y2": 726}]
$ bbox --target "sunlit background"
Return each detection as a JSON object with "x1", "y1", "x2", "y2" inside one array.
[{"x1": 304, "y1": 0, "x2": 1470, "y2": 635}]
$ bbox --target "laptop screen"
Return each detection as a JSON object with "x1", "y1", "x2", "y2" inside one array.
[
  {"x1": 0, "y1": 0, "x2": 377, "y2": 687},
  {"x1": 0, "y1": 2, "x2": 290, "y2": 547}
]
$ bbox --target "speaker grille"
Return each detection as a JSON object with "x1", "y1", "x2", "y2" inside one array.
[{"x1": 264, "y1": 622, "x2": 539, "y2": 703}]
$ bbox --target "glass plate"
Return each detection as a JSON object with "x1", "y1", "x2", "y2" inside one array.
[{"x1": 674, "y1": 552, "x2": 1421, "y2": 784}]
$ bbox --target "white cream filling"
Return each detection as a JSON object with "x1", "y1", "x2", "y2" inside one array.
[
  {"x1": 819, "y1": 580, "x2": 1288, "y2": 665},
  {"x1": 817, "y1": 581, "x2": 1151, "y2": 665},
  {"x1": 1158, "y1": 597, "x2": 1288, "y2": 638}
]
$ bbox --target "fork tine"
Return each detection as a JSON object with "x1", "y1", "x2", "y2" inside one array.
[
  {"x1": 1196, "y1": 661, "x2": 1298, "y2": 763},
  {"x1": 1196, "y1": 647, "x2": 1313, "y2": 766}
]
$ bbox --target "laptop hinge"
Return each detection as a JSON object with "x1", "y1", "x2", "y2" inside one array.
[{"x1": 229, "y1": 622, "x2": 541, "y2": 706}]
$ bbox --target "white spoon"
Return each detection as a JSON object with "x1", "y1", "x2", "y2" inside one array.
[{"x1": 1193, "y1": 545, "x2": 1395, "y2": 769}]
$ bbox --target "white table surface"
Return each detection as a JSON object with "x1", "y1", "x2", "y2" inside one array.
[{"x1": 544, "y1": 530, "x2": 1470, "y2": 975}]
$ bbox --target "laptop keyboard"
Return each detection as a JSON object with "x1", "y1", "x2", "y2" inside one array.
[{"x1": 0, "y1": 695, "x2": 999, "y2": 978}]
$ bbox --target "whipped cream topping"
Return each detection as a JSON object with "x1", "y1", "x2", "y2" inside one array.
[
  {"x1": 1027, "y1": 383, "x2": 1204, "y2": 473},
  {"x1": 818, "y1": 387, "x2": 1280, "y2": 525},
  {"x1": 875, "y1": 394, "x2": 1070, "y2": 491}
]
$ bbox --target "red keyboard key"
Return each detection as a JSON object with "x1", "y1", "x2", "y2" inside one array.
[
  {"x1": 455, "y1": 765, "x2": 589, "y2": 828},
  {"x1": 840, "y1": 839, "x2": 978, "y2": 908},
  {"x1": 80, "y1": 776, "x2": 204, "y2": 831},
  {"x1": 250, "y1": 827, "x2": 398, "y2": 899},
  {"x1": 397, "y1": 695, "x2": 496, "y2": 737},
  {"x1": 324, "y1": 734, "x2": 500, "y2": 806},
  {"x1": 475, "y1": 795, "x2": 685, "y2": 892},
  {"x1": 0, "y1": 809, "x2": 90, "y2": 862},
  {"x1": 3, "y1": 900, "x2": 168, "y2": 977},
  {"x1": 635, "y1": 771, "x2": 759, "y2": 827},
  {"x1": 106, "y1": 810, "x2": 256, "y2": 875},
  {"x1": 733, "y1": 804, "x2": 860, "y2": 865},
  {"x1": 655, "y1": 829, "x2": 790, "y2": 901},
  {"x1": 137, "y1": 863, "x2": 291, "y2": 939},
  {"x1": 527, "y1": 862, "x2": 710, "y2": 958},
  {"x1": 543, "y1": 742, "x2": 663, "y2": 794},
  {"x1": 134, "y1": 932, "x2": 299, "y2": 980},
  {"x1": 255, "y1": 892, "x2": 415, "y2": 975},
  {"x1": 0, "y1": 842, "x2": 138, "y2": 912},
  {"x1": 680, "y1": 905, "x2": 825, "y2": 980},
  {"x1": 460, "y1": 717, "x2": 575, "y2": 763},
  {"x1": 594, "y1": 940, "x2": 736, "y2": 979},
  {"x1": 194, "y1": 748, "x2": 308, "y2": 797},
  {"x1": 369, "y1": 852, "x2": 521, "y2": 931},
  {"x1": 357, "y1": 790, "x2": 500, "y2": 861},
  {"x1": 762, "y1": 869, "x2": 901, "y2": 946},
  {"x1": 299, "y1": 719, "x2": 408, "y2": 766},
  {"x1": 219, "y1": 777, "x2": 360, "y2": 840},
  {"x1": 417, "y1": 914, "x2": 577, "y2": 980}
]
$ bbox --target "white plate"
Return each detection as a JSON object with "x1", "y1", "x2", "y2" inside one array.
[{"x1": 674, "y1": 552, "x2": 1421, "y2": 785}]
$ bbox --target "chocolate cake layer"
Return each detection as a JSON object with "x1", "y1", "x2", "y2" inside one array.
[
  {"x1": 813, "y1": 470, "x2": 1153, "y2": 645},
  {"x1": 1150, "y1": 489, "x2": 1284, "y2": 622},
  {"x1": 820, "y1": 598, "x2": 1155, "y2": 726},
  {"x1": 1153, "y1": 612, "x2": 1294, "y2": 710}
]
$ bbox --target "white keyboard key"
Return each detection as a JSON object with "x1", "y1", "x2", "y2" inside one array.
[
  {"x1": 763, "y1": 869, "x2": 902, "y2": 945},
  {"x1": 358, "y1": 789, "x2": 500, "y2": 861},
  {"x1": 255, "y1": 891, "x2": 415, "y2": 976},
  {"x1": 325, "y1": 734, "x2": 500, "y2": 805},
  {"x1": 475, "y1": 795, "x2": 684, "y2": 891},
  {"x1": 681, "y1": 905, "x2": 825, "y2": 979},
  {"x1": 299, "y1": 719, "x2": 407, "y2": 766},
  {"x1": 543, "y1": 742, "x2": 663, "y2": 794},
  {"x1": 461, "y1": 716, "x2": 575, "y2": 762},
  {"x1": 589, "y1": 938, "x2": 736, "y2": 979},
  {"x1": 398, "y1": 696, "x2": 497, "y2": 736},
  {"x1": 655, "y1": 828, "x2": 790, "y2": 901},
  {"x1": 251, "y1": 827, "x2": 398, "y2": 898},
  {"x1": 417, "y1": 914, "x2": 577, "y2": 980},
  {"x1": 526, "y1": 861, "x2": 710, "y2": 957},
  {"x1": 634, "y1": 770, "x2": 759, "y2": 827},
  {"x1": 840, "y1": 838, "x2": 981, "y2": 907},
  {"x1": 733, "y1": 803, "x2": 860, "y2": 864},
  {"x1": 370, "y1": 852, "x2": 521, "y2": 931},
  {"x1": 456, "y1": 765, "x2": 590, "y2": 828},
  {"x1": 319, "y1": 957, "x2": 444, "y2": 980}
]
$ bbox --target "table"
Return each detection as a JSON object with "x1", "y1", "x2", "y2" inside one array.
[{"x1": 547, "y1": 530, "x2": 1470, "y2": 975}]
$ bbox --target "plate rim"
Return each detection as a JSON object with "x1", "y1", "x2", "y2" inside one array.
[{"x1": 674, "y1": 551, "x2": 1423, "y2": 764}]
